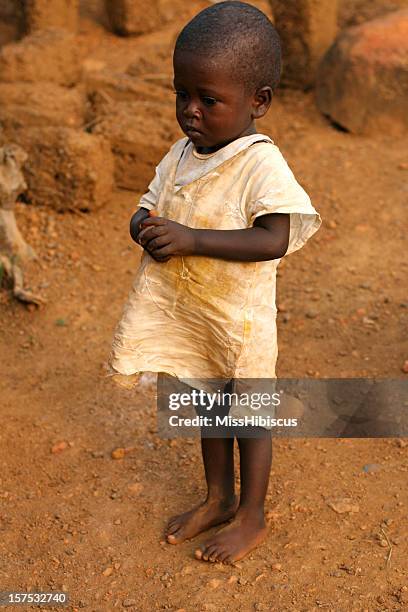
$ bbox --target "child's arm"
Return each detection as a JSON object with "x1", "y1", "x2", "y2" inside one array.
[{"x1": 137, "y1": 213, "x2": 290, "y2": 262}]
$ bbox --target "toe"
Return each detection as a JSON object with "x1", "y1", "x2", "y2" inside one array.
[
  {"x1": 208, "y1": 550, "x2": 220, "y2": 562},
  {"x1": 166, "y1": 534, "x2": 178, "y2": 544},
  {"x1": 166, "y1": 522, "x2": 180, "y2": 535},
  {"x1": 167, "y1": 529, "x2": 184, "y2": 544},
  {"x1": 215, "y1": 549, "x2": 229, "y2": 564},
  {"x1": 194, "y1": 547, "x2": 204, "y2": 560},
  {"x1": 202, "y1": 544, "x2": 218, "y2": 561}
]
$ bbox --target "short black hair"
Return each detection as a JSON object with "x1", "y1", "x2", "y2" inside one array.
[{"x1": 174, "y1": 1, "x2": 281, "y2": 95}]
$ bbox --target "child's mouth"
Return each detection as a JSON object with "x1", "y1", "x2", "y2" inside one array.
[{"x1": 185, "y1": 126, "x2": 202, "y2": 137}]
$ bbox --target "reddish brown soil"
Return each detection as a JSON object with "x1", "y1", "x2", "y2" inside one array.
[{"x1": 0, "y1": 4, "x2": 407, "y2": 612}]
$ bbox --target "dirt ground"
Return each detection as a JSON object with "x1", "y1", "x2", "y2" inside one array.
[{"x1": 1, "y1": 3, "x2": 408, "y2": 612}]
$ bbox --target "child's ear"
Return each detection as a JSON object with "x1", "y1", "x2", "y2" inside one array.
[{"x1": 252, "y1": 86, "x2": 273, "y2": 119}]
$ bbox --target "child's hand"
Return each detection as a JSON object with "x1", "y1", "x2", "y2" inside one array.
[
  {"x1": 129, "y1": 207, "x2": 150, "y2": 244},
  {"x1": 137, "y1": 215, "x2": 196, "y2": 262}
]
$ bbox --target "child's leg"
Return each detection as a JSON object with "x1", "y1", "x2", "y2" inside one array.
[
  {"x1": 195, "y1": 431, "x2": 272, "y2": 563},
  {"x1": 166, "y1": 436, "x2": 238, "y2": 544},
  {"x1": 166, "y1": 380, "x2": 238, "y2": 544}
]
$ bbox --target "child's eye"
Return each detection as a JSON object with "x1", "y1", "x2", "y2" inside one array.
[
  {"x1": 202, "y1": 96, "x2": 217, "y2": 106},
  {"x1": 173, "y1": 90, "x2": 188, "y2": 100}
]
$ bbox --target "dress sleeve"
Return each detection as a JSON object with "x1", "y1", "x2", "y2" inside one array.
[
  {"x1": 138, "y1": 162, "x2": 164, "y2": 211},
  {"x1": 244, "y1": 146, "x2": 322, "y2": 256},
  {"x1": 137, "y1": 139, "x2": 181, "y2": 210}
]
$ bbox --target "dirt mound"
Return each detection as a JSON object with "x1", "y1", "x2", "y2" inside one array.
[
  {"x1": 25, "y1": 0, "x2": 79, "y2": 33},
  {"x1": 317, "y1": 9, "x2": 408, "y2": 135},
  {"x1": 0, "y1": 28, "x2": 81, "y2": 85},
  {"x1": 93, "y1": 100, "x2": 180, "y2": 191},
  {"x1": 0, "y1": 82, "x2": 85, "y2": 132},
  {"x1": 17, "y1": 127, "x2": 114, "y2": 212}
]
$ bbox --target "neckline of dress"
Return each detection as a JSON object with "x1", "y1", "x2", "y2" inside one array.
[{"x1": 191, "y1": 134, "x2": 273, "y2": 160}]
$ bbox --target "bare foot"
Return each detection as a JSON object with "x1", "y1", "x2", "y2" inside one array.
[
  {"x1": 194, "y1": 510, "x2": 267, "y2": 564},
  {"x1": 165, "y1": 496, "x2": 238, "y2": 544}
]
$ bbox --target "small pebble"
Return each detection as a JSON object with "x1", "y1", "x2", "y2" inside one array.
[
  {"x1": 111, "y1": 448, "x2": 126, "y2": 460},
  {"x1": 51, "y1": 441, "x2": 68, "y2": 454},
  {"x1": 227, "y1": 575, "x2": 238, "y2": 584},
  {"x1": 91, "y1": 451, "x2": 104, "y2": 458},
  {"x1": 363, "y1": 464, "x2": 381, "y2": 473}
]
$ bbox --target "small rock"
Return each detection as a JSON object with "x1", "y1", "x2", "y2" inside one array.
[
  {"x1": 111, "y1": 448, "x2": 126, "y2": 459},
  {"x1": 51, "y1": 441, "x2": 68, "y2": 454},
  {"x1": 363, "y1": 463, "x2": 381, "y2": 473},
  {"x1": 396, "y1": 439, "x2": 408, "y2": 448},
  {"x1": 91, "y1": 450, "x2": 104, "y2": 458},
  {"x1": 207, "y1": 578, "x2": 222, "y2": 589},
  {"x1": 271, "y1": 563, "x2": 282, "y2": 571},
  {"x1": 327, "y1": 497, "x2": 359, "y2": 514},
  {"x1": 227, "y1": 575, "x2": 238, "y2": 584},
  {"x1": 102, "y1": 566, "x2": 113, "y2": 577},
  {"x1": 123, "y1": 599, "x2": 137, "y2": 608},
  {"x1": 402, "y1": 360, "x2": 408, "y2": 374},
  {"x1": 127, "y1": 482, "x2": 143, "y2": 495},
  {"x1": 306, "y1": 309, "x2": 318, "y2": 319}
]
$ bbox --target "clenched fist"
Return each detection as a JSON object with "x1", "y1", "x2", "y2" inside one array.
[{"x1": 137, "y1": 215, "x2": 196, "y2": 262}]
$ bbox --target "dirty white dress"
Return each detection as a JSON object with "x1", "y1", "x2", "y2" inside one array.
[{"x1": 106, "y1": 133, "x2": 321, "y2": 417}]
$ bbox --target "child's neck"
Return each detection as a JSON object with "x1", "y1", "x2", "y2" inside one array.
[{"x1": 195, "y1": 130, "x2": 258, "y2": 155}]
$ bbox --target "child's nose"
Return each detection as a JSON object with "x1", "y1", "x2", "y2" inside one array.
[{"x1": 183, "y1": 99, "x2": 201, "y2": 119}]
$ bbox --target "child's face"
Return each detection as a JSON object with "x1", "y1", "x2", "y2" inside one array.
[{"x1": 173, "y1": 50, "x2": 267, "y2": 153}]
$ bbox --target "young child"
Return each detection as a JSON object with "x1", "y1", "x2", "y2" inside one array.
[{"x1": 107, "y1": 1, "x2": 321, "y2": 564}]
